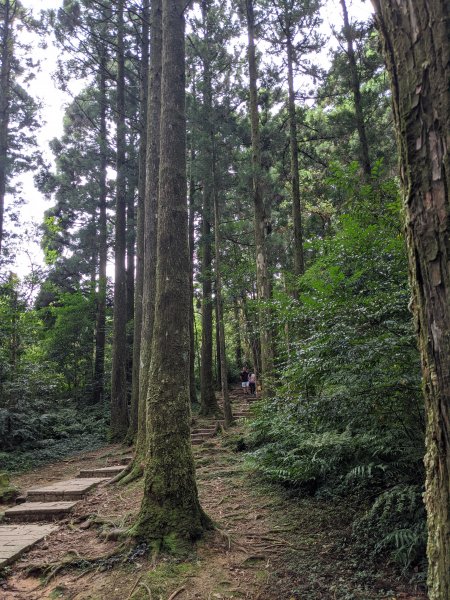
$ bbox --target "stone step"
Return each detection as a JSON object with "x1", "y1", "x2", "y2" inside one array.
[
  {"x1": 0, "y1": 524, "x2": 58, "y2": 566},
  {"x1": 78, "y1": 466, "x2": 125, "y2": 478},
  {"x1": 191, "y1": 429, "x2": 216, "y2": 436},
  {"x1": 191, "y1": 437, "x2": 205, "y2": 445},
  {"x1": 26, "y1": 478, "x2": 108, "y2": 502},
  {"x1": 4, "y1": 502, "x2": 77, "y2": 523}
]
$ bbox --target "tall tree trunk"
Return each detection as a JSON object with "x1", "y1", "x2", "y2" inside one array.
[
  {"x1": 212, "y1": 141, "x2": 232, "y2": 427},
  {"x1": 110, "y1": 0, "x2": 128, "y2": 440},
  {"x1": 215, "y1": 297, "x2": 221, "y2": 388},
  {"x1": 373, "y1": 2, "x2": 450, "y2": 597},
  {"x1": 286, "y1": 31, "x2": 304, "y2": 280},
  {"x1": 245, "y1": 0, "x2": 274, "y2": 397},
  {"x1": 340, "y1": 0, "x2": 371, "y2": 178},
  {"x1": 136, "y1": 0, "x2": 162, "y2": 462},
  {"x1": 133, "y1": 0, "x2": 210, "y2": 546},
  {"x1": 129, "y1": 0, "x2": 150, "y2": 436},
  {"x1": 200, "y1": 184, "x2": 217, "y2": 412},
  {"x1": 188, "y1": 142, "x2": 197, "y2": 405},
  {"x1": 92, "y1": 51, "x2": 108, "y2": 404},
  {"x1": 200, "y1": 0, "x2": 220, "y2": 415},
  {"x1": 0, "y1": 0, "x2": 14, "y2": 255},
  {"x1": 233, "y1": 298, "x2": 242, "y2": 369}
]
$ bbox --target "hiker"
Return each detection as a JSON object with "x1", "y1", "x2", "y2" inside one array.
[
  {"x1": 240, "y1": 366, "x2": 249, "y2": 395},
  {"x1": 249, "y1": 372, "x2": 256, "y2": 396}
]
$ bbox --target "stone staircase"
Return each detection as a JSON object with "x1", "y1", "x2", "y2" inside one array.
[{"x1": 0, "y1": 453, "x2": 131, "y2": 568}]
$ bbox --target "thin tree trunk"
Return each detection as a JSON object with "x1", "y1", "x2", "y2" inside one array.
[
  {"x1": 129, "y1": 0, "x2": 149, "y2": 437},
  {"x1": 0, "y1": 0, "x2": 14, "y2": 255},
  {"x1": 212, "y1": 140, "x2": 232, "y2": 427},
  {"x1": 92, "y1": 50, "x2": 108, "y2": 405},
  {"x1": 340, "y1": 0, "x2": 371, "y2": 178},
  {"x1": 286, "y1": 32, "x2": 304, "y2": 280},
  {"x1": 233, "y1": 298, "x2": 242, "y2": 369},
  {"x1": 133, "y1": 0, "x2": 210, "y2": 546},
  {"x1": 245, "y1": 0, "x2": 274, "y2": 397},
  {"x1": 200, "y1": 0, "x2": 220, "y2": 415},
  {"x1": 200, "y1": 184, "x2": 217, "y2": 412},
  {"x1": 188, "y1": 142, "x2": 197, "y2": 405},
  {"x1": 110, "y1": 0, "x2": 128, "y2": 440},
  {"x1": 373, "y1": 1, "x2": 449, "y2": 597}
]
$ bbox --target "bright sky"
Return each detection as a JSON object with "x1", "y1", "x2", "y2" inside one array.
[{"x1": 11, "y1": 0, "x2": 374, "y2": 278}]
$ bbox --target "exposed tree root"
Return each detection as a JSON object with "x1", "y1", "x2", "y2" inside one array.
[
  {"x1": 167, "y1": 586, "x2": 185, "y2": 599},
  {"x1": 107, "y1": 462, "x2": 133, "y2": 485}
]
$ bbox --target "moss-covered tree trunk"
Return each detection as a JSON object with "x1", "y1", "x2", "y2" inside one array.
[
  {"x1": 129, "y1": 0, "x2": 150, "y2": 437},
  {"x1": 110, "y1": 0, "x2": 128, "y2": 440},
  {"x1": 134, "y1": 0, "x2": 162, "y2": 465},
  {"x1": 245, "y1": 0, "x2": 274, "y2": 398},
  {"x1": 133, "y1": 0, "x2": 210, "y2": 547},
  {"x1": 373, "y1": 1, "x2": 449, "y2": 597}
]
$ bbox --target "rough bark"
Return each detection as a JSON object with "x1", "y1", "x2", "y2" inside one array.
[
  {"x1": 245, "y1": 0, "x2": 274, "y2": 397},
  {"x1": 0, "y1": 0, "x2": 14, "y2": 255},
  {"x1": 372, "y1": 1, "x2": 450, "y2": 597},
  {"x1": 135, "y1": 0, "x2": 162, "y2": 462},
  {"x1": 110, "y1": 0, "x2": 129, "y2": 440},
  {"x1": 133, "y1": 0, "x2": 210, "y2": 547},
  {"x1": 129, "y1": 0, "x2": 150, "y2": 437},
  {"x1": 340, "y1": 0, "x2": 371, "y2": 178},
  {"x1": 188, "y1": 142, "x2": 197, "y2": 405},
  {"x1": 92, "y1": 53, "x2": 108, "y2": 405},
  {"x1": 199, "y1": 0, "x2": 220, "y2": 416}
]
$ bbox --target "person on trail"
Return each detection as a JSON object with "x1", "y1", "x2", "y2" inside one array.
[
  {"x1": 249, "y1": 372, "x2": 256, "y2": 396},
  {"x1": 240, "y1": 366, "x2": 249, "y2": 395}
]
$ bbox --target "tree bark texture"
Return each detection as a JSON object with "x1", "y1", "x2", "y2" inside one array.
[
  {"x1": 136, "y1": 0, "x2": 162, "y2": 460},
  {"x1": 129, "y1": 0, "x2": 150, "y2": 436},
  {"x1": 110, "y1": 0, "x2": 129, "y2": 440},
  {"x1": 134, "y1": 0, "x2": 210, "y2": 546},
  {"x1": 245, "y1": 0, "x2": 274, "y2": 397},
  {"x1": 200, "y1": 184, "x2": 216, "y2": 412},
  {"x1": 0, "y1": 0, "x2": 14, "y2": 256},
  {"x1": 372, "y1": 2, "x2": 449, "y2": 597},
  {"x1": 341, "y1": 0, "x2": 371, "y2": 178},
  {"x1": 212, "y1": 139, "x2": 232, "y2": 427},
  {"x1": 200, "y1": 0, "x2": 220, "y2": 415},
  {"x1": 188, "y1": 143, "x2": 197, "y2": 405}
]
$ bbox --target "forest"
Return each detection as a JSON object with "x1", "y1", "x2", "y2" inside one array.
[{"x1": 0, "y1": 0, "x2": 449, "y2": 599}]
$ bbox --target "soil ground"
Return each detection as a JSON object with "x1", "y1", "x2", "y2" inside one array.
[{"x1": 0, "y1": 394, "x2": 427, "y2": 600}]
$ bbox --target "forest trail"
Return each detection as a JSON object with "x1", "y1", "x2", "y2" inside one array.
[{"x1": 1, "y1": 390, "x2": 426, "y2": 600}]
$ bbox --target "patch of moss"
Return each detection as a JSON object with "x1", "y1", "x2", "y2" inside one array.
[{"x1": 132, "y1": 560, "x2": 197, "y2": 599}]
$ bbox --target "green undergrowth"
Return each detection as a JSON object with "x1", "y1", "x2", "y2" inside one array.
[{"x1": 0, "y1": 430, "x2": 107, "y2": 473}]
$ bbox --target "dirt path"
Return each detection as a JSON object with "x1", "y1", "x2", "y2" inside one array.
[{"x1": 0, "y1": 401, "x2": 427, "y2": 600}]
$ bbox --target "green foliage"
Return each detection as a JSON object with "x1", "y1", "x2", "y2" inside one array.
[
  {"x1": 248, "y1": 165, "x2": 426, "y2": 569},
  {"x1": 353, "y1": 485, "x2": 426, "y2": 573},
  {"x1": 0, "y1": 277, "x2": 108, "y2": 461}
]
